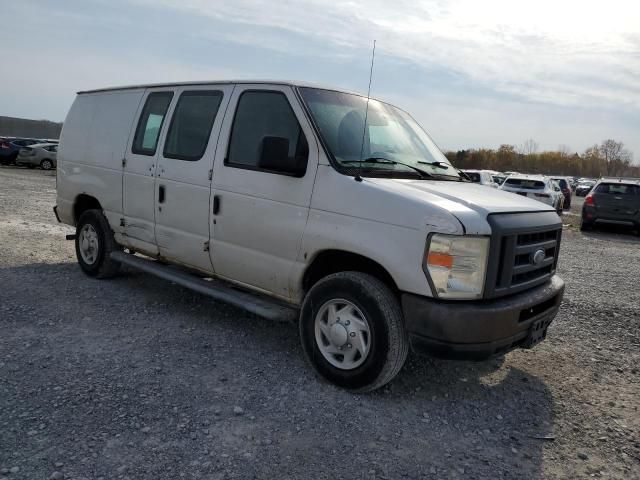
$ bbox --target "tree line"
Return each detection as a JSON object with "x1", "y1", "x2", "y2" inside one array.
[
  {"x1": 445, "y1": 139, "x2": 638, "y2": 178},
  {"x1": 0, "y1": 116, "x2": 62, "y2": 140}
]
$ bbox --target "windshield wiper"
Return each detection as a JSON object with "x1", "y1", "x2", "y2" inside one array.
[
  {"x1": 417, "y1": 160, "x2": 450, "y2": 170},
  {"x1": 417, "y1": 160, "x2": 470, "y2": 181},
  {"x1": 344, "y1": 157, "x2": 434, "y2": 179},
  {"x1": 457, "y1": 169, "x2": 473, "y2": 182}
]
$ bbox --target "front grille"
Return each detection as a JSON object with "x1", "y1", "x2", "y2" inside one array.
[{"x1": 485, "y1": 212, "x2": 562, "y2": 298}]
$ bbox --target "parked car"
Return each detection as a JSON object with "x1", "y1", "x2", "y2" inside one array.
[
  {"x1": 581, "y1": 178, "x2": 640, "y2": 233},
  {"x1": 575, "y1": 180, "x2": 596, "y2": 197},
  {"x1": 551, "y1": 177, "x2": 573, "y2": 209},
  {"x1": 461, "y1": 169, "x2": 499, "y2": 188},
  {"x1": 490, "y1": 172, "x2": 507, "y2": 186},
  {"x1": 499, "y1": 175, "x2": 565, "y2": 214},
  {"x1": 0, "y1": 138, "x2": 43, "y2": 165},
  {"x1": 54, "y1": 80, "x2": 565, "y2": 392},
  {"x1": 16, "y1": 143, "x2": 58, "y2": 170}
]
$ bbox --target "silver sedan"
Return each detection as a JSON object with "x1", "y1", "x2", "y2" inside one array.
[{"x1": 16, "y1": 143, "x2": 58, "y2": 170}]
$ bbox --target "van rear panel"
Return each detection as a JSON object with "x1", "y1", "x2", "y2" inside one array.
[{"x1": 57, "y1": 89, "x2": 145, "y2": 226}]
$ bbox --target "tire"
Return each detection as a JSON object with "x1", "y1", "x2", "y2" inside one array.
[
  {"x1": 75, "y1": 209, "x2": 121, "y2": 278},
  {"x1": 40, "y1": 159, "x2": 53, "y2": 170},
  {"x1": 299, "y1": 271, "x2": 409, "y2": 392},
  {"x1": 580, "y1": 216, "x2": 593, "y2": 231}
]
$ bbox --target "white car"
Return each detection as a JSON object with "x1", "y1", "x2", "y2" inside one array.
[
  {"x1": 461, "y1": 169, "x2": 499, "y2": 188},
  {"x1": 499, "y1": 175, "x2": 564, "y2": 214},
  {"x1": 54, "y1": 80, "x2": 565, "y2": 392}
]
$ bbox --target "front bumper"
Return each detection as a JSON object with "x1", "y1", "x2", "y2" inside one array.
[
  {"x1": 583, "y1": 206, "x2": 639, "y2": 226},
  {"x1": 402, "y1": 275, "x2": 565, "y2": 360}
]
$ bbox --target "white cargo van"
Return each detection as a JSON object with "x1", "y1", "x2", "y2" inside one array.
[{"x1": 54, "y1": 80, "x2": 565, "y2": 391}]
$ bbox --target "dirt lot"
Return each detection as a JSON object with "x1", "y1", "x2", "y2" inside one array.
[{"x1": 1, "y1": 167, "x2": 638, "y2": 480}]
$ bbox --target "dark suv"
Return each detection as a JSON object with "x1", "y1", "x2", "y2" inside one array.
[
  {"x1": 581, "y1": 178, "x2": 640, "y2": 234},
  {"x1": 551, "y1": 177, "x2": 572, "y2": 209}
]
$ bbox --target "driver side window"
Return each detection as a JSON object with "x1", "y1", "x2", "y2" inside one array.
[{"x1": 225, "y1": 90, "x2": 308, "y2": 176}]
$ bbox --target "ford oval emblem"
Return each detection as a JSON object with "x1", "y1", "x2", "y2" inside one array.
[{"x1": 532, "y1": 248, "x2": 546, "y2": 265}]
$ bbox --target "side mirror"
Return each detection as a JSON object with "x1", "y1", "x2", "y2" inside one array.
[{"x1": 258, "y1": 136, "x2": 305, "y2": 176}]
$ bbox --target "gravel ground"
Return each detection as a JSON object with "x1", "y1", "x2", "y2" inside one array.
[{"x1": 1, "y1": 167, "x2": 638, "y2": 480}]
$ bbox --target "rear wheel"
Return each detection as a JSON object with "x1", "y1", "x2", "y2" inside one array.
[
  {"x1": 299, "y1": 272, "x2": 409, "y2": 392},
  {"x1": 75, "y1": 209, "x2": 121, "y2": 278},
  {"x1": 580, "y1": 216, "x2": 593, "y2": 231},
  {"x1": 40, "y1": 159, "x2": 53, "y2": 170}
]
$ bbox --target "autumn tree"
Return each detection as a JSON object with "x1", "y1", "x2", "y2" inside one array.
[
  {"x1": 519, "y1": 139, "x2": 539, "y2": 156},
  {"x1": 496, "y1": 144, "x2": 518, "y2": 171},
  {"x1": 599, "y1": 139, "x2": 632, "y2": 176},
  {"x1": 444, "y1": 141, "x2": 639, "y2": 178}
]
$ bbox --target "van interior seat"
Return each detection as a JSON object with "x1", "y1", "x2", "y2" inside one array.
[{"x1": 337, "y1": 110, "x2": 366, "y2": 160}]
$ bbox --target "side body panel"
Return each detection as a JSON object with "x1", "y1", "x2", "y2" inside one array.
[
  {"x1": 292, "y1": 163, "x2": 464, "y2": 302},
  {"x1": 121, "y1": 88, "x2": 176, "y2": 253},
  {"x1": 153, "y1": 84, "x2": 234, "y2": 273},
  {"x1": 56, "y1": 90, "x2": 144, "y2": 228},
  {"x1": 210, "y1": 84, "x2": 319, "y2": 301}
]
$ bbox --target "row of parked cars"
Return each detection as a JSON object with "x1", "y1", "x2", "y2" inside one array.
[
  {"x1": 462, "y1": 169, "x2": 639, "y2": 234},
  {"x1": 0, "y1": 137, "x2": 58, "y2": 170},
  {"x1": 462, "y1": 169, "x2": 570, "y2": 214}
]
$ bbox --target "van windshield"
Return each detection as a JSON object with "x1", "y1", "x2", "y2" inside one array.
[{"x1": 299, "y1": 87, "x2": 459, "y2": 179}]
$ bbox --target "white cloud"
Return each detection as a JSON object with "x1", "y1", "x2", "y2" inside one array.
[
  {"x1": 140, "y1": 0, "x2": 640, "y2": 110},
  {"x1": 1, "y1": 0, "x2": 638, "y2": 155}
]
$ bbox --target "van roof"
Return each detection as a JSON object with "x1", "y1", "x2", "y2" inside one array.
[{"x1": 77, "y1": 80, "x2": 363, "y2": 96}]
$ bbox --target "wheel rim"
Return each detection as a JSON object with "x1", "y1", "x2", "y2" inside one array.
[
  {"x1": 314, "y1": 299, "x2": 371, "y2": 370},
  {"x1": 42, "y1": 160, "x2": 52, "y2": 170},
  {"x1": 79, "y1": 224, "x2": 99, "y2": 265}
]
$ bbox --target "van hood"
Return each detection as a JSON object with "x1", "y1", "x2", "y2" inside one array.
[{"x1": 368, "y1": 178, "x2": 555, "y2": 234}]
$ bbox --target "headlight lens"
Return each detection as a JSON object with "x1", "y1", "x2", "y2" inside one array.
[{"x1": 425, "y1": 234, "x2": 489, "y2": 299}]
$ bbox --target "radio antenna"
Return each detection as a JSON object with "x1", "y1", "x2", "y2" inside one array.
[{"x1": 355, "y1": 39, "x2": 376, "y2": 183}]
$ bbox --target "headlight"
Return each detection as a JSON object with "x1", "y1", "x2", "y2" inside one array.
[{"x1": 424, "y1": 234, "x2": 489, "y2": 299}]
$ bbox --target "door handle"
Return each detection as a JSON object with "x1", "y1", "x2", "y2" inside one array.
[
  {"x1": 159, "y1": 185, "x2": 166, "y2": 203},
  {"x1": 213, "y1": 195, "x2": 221, "y2": 215}
]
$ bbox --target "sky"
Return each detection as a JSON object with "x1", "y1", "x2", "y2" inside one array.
[{"x1": 1, "y1": 0, "x2": 639, "y2": 158}]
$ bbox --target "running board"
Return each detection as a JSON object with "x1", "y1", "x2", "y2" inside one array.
[{"x1": 110, "y1": 251, "x2": 298, "y2": 322}]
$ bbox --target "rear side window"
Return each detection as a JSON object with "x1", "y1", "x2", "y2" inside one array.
[
  {"x1": 163, "y1": 90, "x2": 223, "y2": 161},
  {"x1": 554, "y1": 179, "x2": 567, "y2": 189},
  {"x1": 505, "y1": 178, "x2": 545, "y2": 189},
  {"x1": 132, "y1": 91, "x2": 173, "y2": 155},
  {"x1": 226, "y1": 91, "x2": 308, "y2": 175},
  {"x1": 595, "y1": 183, "x2": 639, "y2": 195}
]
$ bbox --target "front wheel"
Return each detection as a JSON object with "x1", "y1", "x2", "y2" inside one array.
[
  {"x1": 299, "y1": 272, "x2": 409, "y2": 392},
  {"x1": 75, "y1": 209, "x2": 121, "y2": 278}
]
